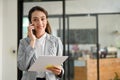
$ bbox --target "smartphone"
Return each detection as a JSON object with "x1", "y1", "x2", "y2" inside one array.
[
  {"x1": 31, "y1": 24, "x2": 36, "y2": 35},
  {"x1": 32, "y1": 29, "x2": 36, "y2": 35}
]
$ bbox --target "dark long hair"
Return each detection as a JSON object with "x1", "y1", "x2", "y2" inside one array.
[{"x1": 28, "y1": 6, "x2": 51, "y2": 34}]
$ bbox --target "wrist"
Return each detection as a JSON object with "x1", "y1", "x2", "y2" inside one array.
[
  {"x1": 57, "y1": 70, "x2": 63, "y2": 78},
  {"x1": 30, "y1": 40, "x2": 36, "y2": 48}
]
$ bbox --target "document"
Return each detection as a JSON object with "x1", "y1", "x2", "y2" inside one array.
[{"x1": 28, "y1": 56, "x2": 68, "y2": 72}]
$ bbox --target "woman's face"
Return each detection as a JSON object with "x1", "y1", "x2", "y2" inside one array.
[{"x1": 31, "y1": 10, "x2": 47, "y2": 34}]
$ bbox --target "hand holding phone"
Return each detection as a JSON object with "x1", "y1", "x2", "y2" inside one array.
[
  {"x1": 29, "y1": 24, "x2": 36, "y2": 35},
  {"x1": 28, "y1": 24, "x2": 36, "y2": 48},
  {"x1": 28, "y1": 24, "x2": 36, "y2": 40}
]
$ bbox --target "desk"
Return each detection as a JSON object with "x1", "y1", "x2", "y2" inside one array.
[{"x1": 74, "y1": 58, "x2": 120, "y2": 80}]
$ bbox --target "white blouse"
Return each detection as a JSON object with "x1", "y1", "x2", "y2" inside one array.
[{"x1": 35, "y1": 33, "x2": 47, "y2": 78}]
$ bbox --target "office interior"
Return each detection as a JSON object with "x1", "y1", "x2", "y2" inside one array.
[{"x1": 1, "y1": 0, "x2": 120, "y2": 80}]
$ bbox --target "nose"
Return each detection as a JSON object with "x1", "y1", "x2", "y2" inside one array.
[{"x1": 37, "y1": 19, "x2": 43, "y2": 26}]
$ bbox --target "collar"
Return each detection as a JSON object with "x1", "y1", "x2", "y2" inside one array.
[{"x1": 36, "y1": 33, "x2": 47, "y2": 43}]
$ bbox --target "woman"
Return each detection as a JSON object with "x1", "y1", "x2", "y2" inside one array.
[{"x1": 17, "y1": 6, "x2": 64, "y2": 80}]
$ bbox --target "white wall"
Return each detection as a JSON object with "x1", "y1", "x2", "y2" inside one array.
[
  {"x1": 0, "y1": 0, "x2": 3, "y2": 79},
  {"x1": 2, "y1": 0, "x2": 17, "y2": 80}
]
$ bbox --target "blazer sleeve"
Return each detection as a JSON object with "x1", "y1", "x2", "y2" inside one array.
[
  {"x1": 56, "y1": 37, "x2": 63, "y2": 56},
  {"x1": 17, "y1": 39, "x2": 36, "y2": 71},
  {"x1": 56, "y1": 37, "x2": 64, "y2": 78}
]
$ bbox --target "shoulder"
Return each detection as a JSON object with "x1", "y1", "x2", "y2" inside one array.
[
  {"x1": 19, "y1": 37, "x2": 30, "y2": 44},
  {"x1": 46, "y1": 33, "x2": 62, "y2": 43}
]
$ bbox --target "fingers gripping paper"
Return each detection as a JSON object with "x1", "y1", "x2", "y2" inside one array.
[{"x1": 28, "y1": 56, "x2": 68, "y2": 72}]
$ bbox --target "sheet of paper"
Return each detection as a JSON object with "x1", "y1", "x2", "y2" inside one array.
[{"x1": 28, "y1": 56, "x2": 68, "y2": 72}]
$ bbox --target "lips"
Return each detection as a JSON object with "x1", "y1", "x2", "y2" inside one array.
[{"x1": 37, "y1": 26, "x2": 43, "y2": 29}]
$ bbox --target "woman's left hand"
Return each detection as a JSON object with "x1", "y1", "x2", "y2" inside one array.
[{"x1": 46, "y1": 65, "x2": 62, "y2": 75}]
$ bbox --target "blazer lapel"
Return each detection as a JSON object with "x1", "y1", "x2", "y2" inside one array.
[{"x1": 44, "y1": 34, "x2": 57, "y2": 56}]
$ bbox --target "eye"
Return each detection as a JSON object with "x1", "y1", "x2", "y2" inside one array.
[
  {"x1": 41, "y1": 18, "x2": 46, "y2": 21},
  {"x1": 33, "y1": 18, "x2": 38, "y2": 22}
]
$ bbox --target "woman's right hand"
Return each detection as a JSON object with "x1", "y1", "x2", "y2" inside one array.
[{"x1": 28, "y1": 24, "x2": 36, "y2": 48}]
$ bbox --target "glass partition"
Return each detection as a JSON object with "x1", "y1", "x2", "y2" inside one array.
[
  {"x1": 98, "y1": 14, "x2": 120, "y2": 80},
  {"x1": 65, "y1": 15, "x2": 97, "y2": 80},
  {"x1": 65, "y1": 0, "x2": 120, "y2": 80}
]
